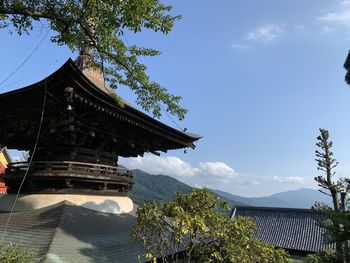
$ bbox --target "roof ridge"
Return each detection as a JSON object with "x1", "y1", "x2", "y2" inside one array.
[
  {"x1": 233, "y1": 205, "x2": 319, "y2": 212},
  {"x1": 43, "y1": 200, "x2": 77, "y2": 257}
]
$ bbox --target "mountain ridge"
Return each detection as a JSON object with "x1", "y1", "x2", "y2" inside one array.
[
  {"x1": 212, "y1": 187, "x2": 332, "y2": 208},
  {"x1": 129, "y1": 169, "x2": 247, "y2": 207},
  {"x1": 129, "y1": 169, "x2": 331, "y2": 209}
]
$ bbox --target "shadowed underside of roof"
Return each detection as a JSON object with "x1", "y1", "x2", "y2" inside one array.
[
  {"x1": 0, "y1": 59, "x2": 201, "y2": 154},
  {"x1": 232, "y1": 206, "x2": 335, "y2": 254},
  {"x1": 0, "y1": 201, "x2": 144, "y2": 263}
]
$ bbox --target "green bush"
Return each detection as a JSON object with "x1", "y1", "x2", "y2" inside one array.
[
  {"x1": 0, "y1": 242, "x2": 36, "y2": 263},
  {"x1": 133, "y1": 188, "x2": 293, "y2": 263},
  {"x1": 304, "y1": 248, "x2": 337, "y2": 263}
]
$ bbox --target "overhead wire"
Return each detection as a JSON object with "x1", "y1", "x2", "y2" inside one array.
[
  {"x1": 0, "y1": 27, "x2": 191, "y2": 240},
  {"x1": 0, "y1": 60, "x2": 58, "y2": 90},
  {"x1": 0, "y1": 29, "x2": 50, "y2": 87},
  {"x1": 1, "y1": 78, "x2": 48, "y2": 241},
  {"x1": 1, "y1": 28, "x2": 50, "y2": 238},
  {"x1": 159, "y1": 104, "x2": 185, "y2": 131},
  {"x1": 0, "y1": 13, "x2": 188, "y2": 240}
]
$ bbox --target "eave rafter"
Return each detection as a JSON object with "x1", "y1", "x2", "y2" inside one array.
[{"x1": 0, "y1": 59, "x2": 201, "y2": 155}]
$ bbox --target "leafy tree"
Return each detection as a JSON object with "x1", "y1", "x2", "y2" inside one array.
[
  {"x1": 322, "y1": 209, "x2": 350, "y2": 249},
  {"x1": 0, "y1": 0, "x2": 187, "y2": 120},
  {"x1": 314, "y1": 128, "x2": 342, "y2": 211},
  {"x1": 132, "y1": 188, "x2": 292, "y2": 263},
  {"x1": 344, "y1": 51, "x2": 350, "y2": 86},
  {"x1": 313, "y1": 128, "x2": 350, "y2": 263}
]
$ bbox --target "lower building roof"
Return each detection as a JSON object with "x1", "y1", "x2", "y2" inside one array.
[
  {"x1": 231, "y1": 206, "x2": 335, "y2": 254},
  {"x1": 0, "y1": 200, "x2": 144, "y2": 263}
]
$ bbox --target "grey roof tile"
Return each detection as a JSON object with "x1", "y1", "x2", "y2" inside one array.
[
  {"x1": 0, "y1": 201, "x2": 145, "y2": 263},
  {"x1": 232, "y1": 206, "x2": 335, "y2": 253}
]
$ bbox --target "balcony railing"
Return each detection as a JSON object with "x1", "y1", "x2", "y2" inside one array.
[{"x1": 4, "y1": 161, "x2": 133, "y2": 195}]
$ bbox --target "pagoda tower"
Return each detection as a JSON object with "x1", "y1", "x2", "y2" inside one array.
[{"x1": 0, "y1": 57, "x2": 200, "y2": 214}]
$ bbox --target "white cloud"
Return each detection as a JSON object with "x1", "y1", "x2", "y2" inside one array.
[
  {"x1": 120, "y1": 155, "x2": 240, "y2": 192},
  {"x1": 198, "y1": 162, "x2": 237, "y2": 178},
  {"x1": 319, "y1": 10, "x2": 350, "y2": 26},
  {"x1": 319, "y1": 1, "x2": 350, "y2": 27},
  {"x1": 250, "y1": 180, "x2": 261, "y2": 186},
  {"x1": 231, "y1": 24, "x2": 284, "y2": 51},
  {"x1": 246, "y1": 24, "x2": 284, "y2": 43},
  {"x1": 271, "y1": 176, "x2": 305, "y2": 184},
  {"x1": 119, "y1": 155, "x2": 314, "y2": 197},
  {"x1": 120, "y1": 155, "x2": 236, "y2": 179},
  {"x1": 340, "y1": 0, "x2": 350, "y2": 7},
  {"x1": 231, "y1": 43, "x2": 252, "y2": 50},
  {"x1": 119, "y1": 155, "x2": 198, "y2": 177}
]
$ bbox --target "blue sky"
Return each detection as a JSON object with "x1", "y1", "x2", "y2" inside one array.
[{"x1": 1, "y1": 1, "x2": 350, "y2": 196}]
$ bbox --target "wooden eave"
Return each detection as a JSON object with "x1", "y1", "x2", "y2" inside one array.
[{"x1": 0, "y1": 59, "x2": 201, "y2": 151}]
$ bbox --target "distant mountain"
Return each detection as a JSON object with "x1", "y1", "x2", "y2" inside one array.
[
  {"x1": 129, "y1": 169, "x2": 332, "y2": 209},
  {"x1": 129, "y1": 169, "x2": 247, "y2": 207},
  {"x1": 213, "y1": 188, "x2": 332, "y2": 209},
  {"x1": 269, "y1": 188, "x2": 331, "y2": 208},
  {"x1": 129, "y1": 169, "x2": 192, "y2": 204},
  {"x1": 212, "y1": 189, "x2": 293, "y2": 208}
]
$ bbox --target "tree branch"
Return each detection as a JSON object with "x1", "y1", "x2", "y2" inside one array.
[{"x1": 0, "y1": 7, "x2": 77, "y2": 25}]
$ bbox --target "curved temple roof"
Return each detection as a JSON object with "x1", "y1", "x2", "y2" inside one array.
[{"x1": 0, "y1": 59, "x2": 201, "y2": 156}]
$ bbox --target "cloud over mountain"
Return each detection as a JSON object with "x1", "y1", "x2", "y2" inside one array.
[
  {"x1": 120, "y1": 155, "x2": 311, "y2": 197},
  {"x1": 119, "y1": 155, "x2": 240, "y2": 192},
  {"x1": 120, "y1": 156, "x2": 198, "y2": 177},
  {"x1": 271, "y1": 176, "x2": 305, "y2": 184},
  {"x1": 119, "y1": 155, "x2": 237, "y2": 179}
]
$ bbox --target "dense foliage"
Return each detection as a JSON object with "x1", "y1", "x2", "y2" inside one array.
[
  {"x1": 133, "y1": 188, "x2": 292, "y2": 263},
  {"x1": 0, "y1": 242, "x2": 36, "y2": 263},
  {"x1": 312, "y1": 129, "x2": 350, "y2": 263},
  {"x1": 304, "y1": 248, "x2": 337, "y2": 263},
  {"x1": 0, "y1": 0, "x2": 187, "y2": 120}
]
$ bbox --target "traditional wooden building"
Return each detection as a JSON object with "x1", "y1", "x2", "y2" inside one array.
[{"x1": 0, "y1": 56, "x2": 200, "y2": 262}]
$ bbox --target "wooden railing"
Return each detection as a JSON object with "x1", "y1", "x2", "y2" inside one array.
[
  {"x1": 4, "y1": 161, "x2": 134, "y2": 195},
  {"x1": 7, "y1": 161, "x2": 131, "y2": 179}
]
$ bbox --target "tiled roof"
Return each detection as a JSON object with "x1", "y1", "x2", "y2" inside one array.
[
  {"x1": 0, "y1": 201, "x2": 144, "y2": 263},
  {"x1": 232, "y1": 206, "x2": 335, "y2": 253}
]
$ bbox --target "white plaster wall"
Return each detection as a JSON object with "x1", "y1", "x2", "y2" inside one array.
[{"x1": 0, "y1": 194, "x2": 134, "y2": 214}]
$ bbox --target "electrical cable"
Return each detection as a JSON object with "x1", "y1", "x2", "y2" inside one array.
[
  {"x1": 0, "y1": 29, "x2": 50, "y2": 87},
  {"x1": 0, "y1": 60, "x2": 58, "y2": 90},
  {"x1": 159, "y1": 104, "x2": 185, "y2": 131},
  {"x1": 1, "y1": 78, "x2": 48, "y2": 241}
]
